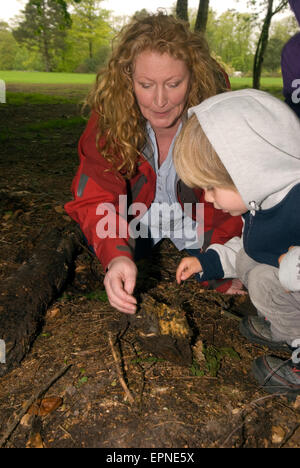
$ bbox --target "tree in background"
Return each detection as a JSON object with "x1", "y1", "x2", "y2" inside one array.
[
  {"x1": 195, "y1": 0, "x2": 210, "y2": 32},
  {"x1": 68, "y1": 0, "x2": 111, "y2": 60},
  {"x1": 248, "y1": 0, "x2": 289, "y2": 88},
  {"x1": 2, "y1": 0, "x2": 297, "y2": 76},
  {"x1": 132, "y1": 9, "x2": 151, "y2": 21},
  {"x1": 13, "y1": 0, "x2": 72, "y2": 72},
  {"x1": 176, "y1": 0, "x2": 210, "y2": 32},
  {"x1": 206, "y1": 9, "x2": 255, "y2": 74},
  {"x1": 264, "y1": 14, "x2": 299, "y2": 73},
  {"x1": 176, "y1": 0, "x2": 188, "y2": 22},
  {"x1": 0, "y1": 22, "x2": 18, "y2": 70},
  {"x1": 64, "y1": 0, "x2": 112, "y2": 72}
]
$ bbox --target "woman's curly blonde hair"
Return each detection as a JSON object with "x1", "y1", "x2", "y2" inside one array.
[{"x1": 87, "y1": 11, "x2": 228, "y2": 179}]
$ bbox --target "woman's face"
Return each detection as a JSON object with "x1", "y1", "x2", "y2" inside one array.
[{"x1": 132, "y1": 50, "x2": 191, "y2": 133}]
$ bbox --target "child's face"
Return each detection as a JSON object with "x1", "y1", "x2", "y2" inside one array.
[{"x1": 204, "y1": 187, "x2": 248, "y2": 216}]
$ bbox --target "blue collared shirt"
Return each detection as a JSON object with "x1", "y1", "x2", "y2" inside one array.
[{"x1": 139, "y1": 122, "x2": 199, "y2": 250}]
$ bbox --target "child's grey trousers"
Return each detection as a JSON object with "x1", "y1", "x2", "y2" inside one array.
[{"x1": 236, "y1": 249, "x2": 300, "y2": 346}]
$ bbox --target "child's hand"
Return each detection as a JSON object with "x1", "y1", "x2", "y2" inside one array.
[{"x1": 176, "y1": 257, "x2": 202, "y2": 284}]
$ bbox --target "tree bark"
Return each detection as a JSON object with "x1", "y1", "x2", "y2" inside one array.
[
  {"x1": 253, "y1": 0, "x2": 274, "y2": 89},
  {"x1": 195, "y1": 0, "x2": 210, "y2": 33},
  {"x1": 176, "y1": 0, "x2": 189, "y2": 22},
  {"x1": 42, "y1": 30, "x2": 52, "y2": 72},
  {"x1": 252, "y1": 0, "x2": 288, "y2": 89},
  {"x1": 0, "y1": 225, "x2": 83, "y2": 377},
  {"x1": 40, "y1": 0, "x2": 53, "y2": 72}
]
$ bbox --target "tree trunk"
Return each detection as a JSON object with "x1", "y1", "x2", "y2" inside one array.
[
  {"x1": 0, "y1": 225, "x2": 83, "y2": 377},
  {"x1": 43, "y1": 37, "x2": 52, "y2": 72},
  {"x1": 253, "y1": 0, "x2": 274, "y2": 89},
  {"x1": 252, "y1": 0, "x2": 288, "y2": 89},
  {"x1": 195, "y1": 0, "x2": 210, "y2": 33},
  {"x1": 40, "y1": 6, "x2": 53, "y2": 72},
  {"x1": 176, "y1": 0, "x2": 189, "y2": 22}
]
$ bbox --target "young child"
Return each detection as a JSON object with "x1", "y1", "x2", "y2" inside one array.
[{"x1": 173, "y1": 89, "x2": 300, "y2": 398}]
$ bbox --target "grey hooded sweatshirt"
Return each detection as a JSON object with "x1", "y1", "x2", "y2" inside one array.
[{"x1": 189, "y1": 89, "x2": 300, "y2": 292}]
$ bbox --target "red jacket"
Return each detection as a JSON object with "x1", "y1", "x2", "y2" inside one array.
[{"x1": 65, "y1": 113, "x2": 243, "y2": 274}]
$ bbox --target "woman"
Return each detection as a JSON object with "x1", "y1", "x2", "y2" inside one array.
[{"x1": 65, "y1": 12, "x2": 243, "y2": 314}]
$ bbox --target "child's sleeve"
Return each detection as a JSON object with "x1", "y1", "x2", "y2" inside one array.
[
  {"x1": 194, "y1": 236, "x2": 243, "y2": 281},
  {"x1": 278, "y1": 246, "x2": 300, "y2": 292}
]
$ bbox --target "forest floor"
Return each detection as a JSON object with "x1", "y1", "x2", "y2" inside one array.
[{"x1": 0, "y1": 83, "x2": 299, "y2": 449}]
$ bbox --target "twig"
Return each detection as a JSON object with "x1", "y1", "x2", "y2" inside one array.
[
  {"x1": 220, "y1": 421, "x2": 246, "y2": 448},
  {"x1": 0, "y1": 364, "x2": 72, "y2": 448},
  {"x1": 220, "y1": 393, "x2": 281, "y2": 448},
  {"x1": 58, "y1": 424, "x2": 76, "y2": 444},
  {"x1": 108, "y1": 332, "x2": 135, "y2": 405},
  {"x1": 279, "y1": 423, "x2": 300, "y2": 448}
]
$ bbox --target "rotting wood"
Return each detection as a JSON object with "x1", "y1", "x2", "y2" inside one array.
[
  {"x1": 0, "y1": 225, "x2": 83, "y2": 377},
  {"x1": 129, "y1": 293, "x2": 193, "y2": 366}
]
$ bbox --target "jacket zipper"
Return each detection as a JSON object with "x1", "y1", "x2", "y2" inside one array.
[{"x1": 244, "y1": 212, "x2": 255, "y2": 253}]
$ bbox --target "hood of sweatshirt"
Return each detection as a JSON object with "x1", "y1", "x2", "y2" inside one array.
[{"x1": 189, "y1": 89, "x2": 300, "y2": 212}]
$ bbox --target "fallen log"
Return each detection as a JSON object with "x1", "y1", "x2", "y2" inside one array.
[{"x1": 0, "y1": 225, "x2": 83, "y2": 377}]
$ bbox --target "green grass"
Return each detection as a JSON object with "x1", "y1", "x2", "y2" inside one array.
[
  {"x1": 0, "y1": 70, "x2": 96, "y2": 85},
  {"x1": 5, "y1": 91, "x2": 78, "y2": 105},
  {"x1": 230, "y1": 76, "x2": 283, "y2": 88},
  {"x1": 0, "y1": 71, "x2": 284, "y2": 103},
  {"x1": 0, "y1": 70, "x2": 282, "y2": 88},
  {"x1": 230, "y1": 76, "x2": 284, "y2": 100},
  {"x1": 23, "y1": 116, "x2": 86, "y2": 132}
]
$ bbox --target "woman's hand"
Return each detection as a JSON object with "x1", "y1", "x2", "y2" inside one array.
[
  {"x1": 176, "y1": 257, "x2": 202, "y2": 284},
  {"x1": 104, "y1": 257, "x2": 138, "y2": 314}
]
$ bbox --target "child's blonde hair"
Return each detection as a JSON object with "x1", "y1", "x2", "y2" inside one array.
[{"x1": 174, "y1": 114, "x2": 236, "y2": 190}]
